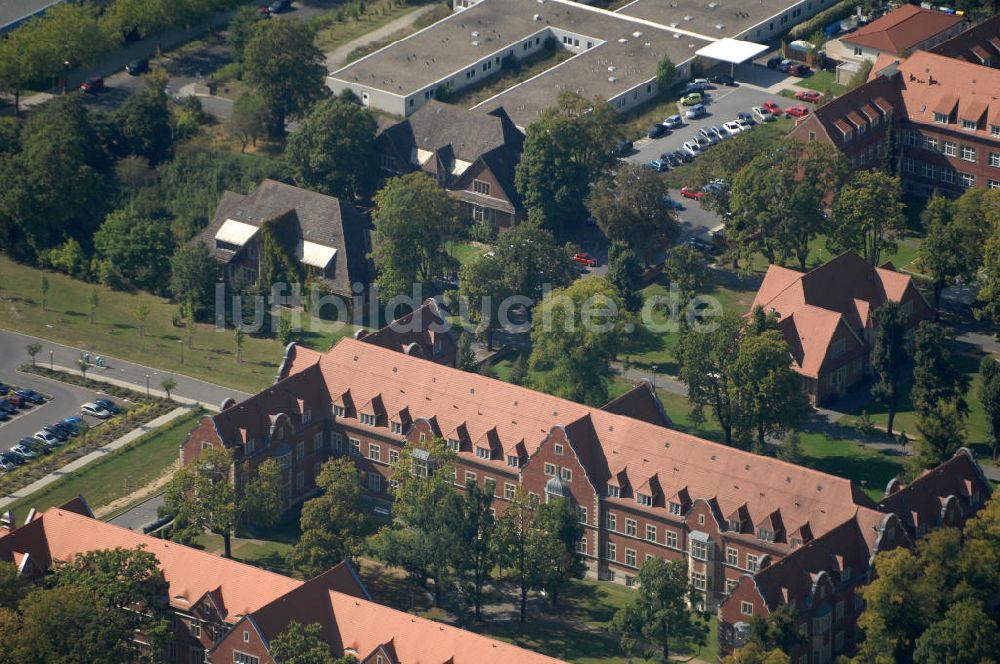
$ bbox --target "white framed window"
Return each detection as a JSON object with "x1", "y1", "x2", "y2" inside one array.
[
  {"x1": 447, "y1": 438, "x2": 460, "y2": 452},
  {"x1": 625, "y1": 519, "x2": 637, "y2": 536},
  {"x1": 961, "y1": 118, "x2": 978, "y2": 130},
  {"x1": 666, "y1": 531, "x2": 678, "y2": 548},
  {"x1": 646, "y1": 524, "x2": 656, "y2": 541},
  {"x1": 577, "y1": 505, "x2": 588, "y2": 523},
  {"x1": 741, "y1": 601, "x2": 754, "y2": 616},
  {"x1": 465, "y1": 470, "x2": 477, "y2": 484},
  {"x1": 606, "y1": 542, "x2": 616, "y2": 561},
  {"x1": 691, "y1": 540, "x2": 708, "y2": 561},
  {"x1": 923, "y1": 135, "x2": 938, "y2": 151},
  {"x1": 989, "y1": 152, "x2": 1000, "y2": 167},
  {"x1": 504, "y1": 482, "x2": 516, "y2": 500},
  {"x1": 625, "y1": 548, "x2": 637, "y2": 567},
  {"x1": 389, "y1": 449, "x2": 399, "y2": 464},
  {"x1": 992, "y1": 124, "x2": 1000, "y2": 137},
  {"x1": 333, "y1": 405, "x2": 345, "y2": 418},
  {"x1": 607, "y1": 513, "x2": 616, "y2": 531},
  {"x1": 191, "y1": 623, "x2": 200, "y2": 637},
  {"x1": 391, "y1": 421, "x2": 402, "y2": 435},
  {"x1": 368, "y1": 443, "x2": 381, "y2": 462},
  {"x1": 669, "y1": 502, "x2": 682, "y2": 516},
  {"x1": 544, "y1": 462, "x2": 556, "y2": 476},
  {"x1": 476, "y1": 447, "x2": 490, "y2": 460},
  {"x1": 746, "y1": 554, "x2": 760, "y2": 572},
  {"x1": 727, "y1": 547, "x2": 738, "y2": 565},
  {"x1": 933, "y1": 112, "x2": 949, "y2": 124},
  {"x1": 607, "y1": 485, "x2": 620, "y2": 498},
  {"x1": 349, "y1": 438, "x2": 360, "y2": 456},
  {"x1": 577, "y1": 537, "x2": 587, "y2": 554},
  {"x1": 989, "y1": 179, "x2": 1000, "y2": 189},
  {"x1": 234, "y1": 652, "x2": 260, "y2": 664},
  {"x1": 636, "y1": 493, "x2": 653, "y2": 507},
  {"x1": 506, "y1": 454, "x2": 519, "y2": 467},
  {"x1": 726, "y1": 579, "x2": 738, "y2": 594},
  {"x1": 692, "y1": 571, "x2": 707, "y2": 590},
  {"x1": 560, "y1": 467, "x2": 572, "y2": 481},
  {"x1": 961, "y1": 145, "x2": 977, "y2": 162},
  {"x1": 554, "y1": 443, "x2": 564, "y2": 455},
  {"x1": 943, "y1": 141, "x2": 957, "y2": 156},
  {"x1": 961, "y1": 172, "x2": 976, "y2": 188}
]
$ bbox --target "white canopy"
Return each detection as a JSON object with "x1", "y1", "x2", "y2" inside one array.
[
  {"x1": 695, "y1": 38, "x2": 768, "y2": 64},
  {"x1": 215, "y1": 219, "x2": 259, "y2": 247},
  {"x1": 296, "y1": 240, "x2": 337, "y2": 270}
]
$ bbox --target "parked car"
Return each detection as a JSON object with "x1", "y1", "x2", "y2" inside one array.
[
  {"x1": 571, "y1": 252, "x2": 598, "y2": 267},
  {"x1": 722, "y1": 121, "x2": 743, "y2": 136},
  {"x1": 0, "y1": 454, "x2": 15, "y2": 472},
  {"x1": 697, "y1": 127, "x2": 720, "y2": 145},
  {"x1": 80, "y1": 76, "x2": 104, "y2": 94},
  {"x1": 0, "y1": 400, "x2": 14, "y2": 414},
  {"x1": 751, "y1": 106, "x2": 773, "y2": 123},
  {"x1": 788, "y1": 63, "x2": 811, "y2": 77},
  {"x1": 680, "y1": 186, "x2": 704, "y2": 200},
  {"x1": 672, "y1": 149, "x2": 693, "y2": 164},
  {"x1": 735, "y1": 118, "x2": 753, "y2": 132},
  {"x1": 5, "y1": 395, "x2": 25, "y2": 409},
  {"x1": 762, "y1": 101, "x2": 782, "y2": 115},
  {"x1": 680, "y1": 92, "x2": 702, "y2": 106},
  {"x1": 10, "y1": 443, "x2": 37, "y2": 461},
  {"x1": 25, "y1": 436, "x2": 53, "y2": 454},
  {"x1": 81, "y1": 402, "x2": 112, "y2": 419},
  {"x1": 94, "y1": 398, "x2": 120, "y2": 415},
  {"x1": 0, "y1": 382, "x2": 9, "y2": 395},
  {"x1": 682, "y1": 140, "x2": 702, "y2": 155},
  {"x1": 15, "y1": 389, "x2": 44, "y2": 405},
  {"x1": 614, "y1": 140, "x2": 634, "y2": 156},
  {"x1": 692, "y1": 135, "x2": 711, "y2": 150},
  {"x1": 777, "y1": 59, "x2": 793, "y2": 73},
  {"x1": 737, "y1": 111, "x2": 756, "y2": 126},
  {"x1": 663, "y1": 195, "x2": 685, "y2": 211},
  {"x1": 710, "y1": 73, "x2": 736, "y2": 86},
  {"x1": 795, "y1": 90, "x2": 823, "y2": 103},
  {"x1": 685, "y1": 104, "x2": 706, "y2": 119},
  {"x1": 703, "y1": 179, "x2": 728, "y2": 194},
  {"x1": 61, "y1": 417, "x2": 87, "y2": 435},
  {"x1": 647, "y1": 124, "x2": 668, "y2": 139},
  {"x1": 41, "y1": 425, "x2": 68, "y2": 442},
  {"x1": 706, "y1": 125, "x2": 726, "y2": 141},
  {"x1": 2, "y1": 451, "x2": 25, "y2": 466},
  {"x1": 663, "y1": 114, "x2": 684, "y2": 129},
  {"x1": 268, "y1": 0, "x2": 291, "y2": 12},
  {"x1": 785, "y1": 105, "x2": 810, "y2": 118},
  {"x1": 50, "y1": 421, "x2": 78, "y2": 438},
  {"x1": 661, "y1": 152, "x2": 681, "y2": 167},
  {"x1": 0, "y1": 410, "x2": 8, "y2": 422},
  {"x1": 766, "y1": 55, "x2": 783, "y2": 69},
  {"x1": 125, "y1": 59, "x2": 149, "y2": 75},
  {"x1": 647, "y1": 159, "x2": 669, "y2": 172}
]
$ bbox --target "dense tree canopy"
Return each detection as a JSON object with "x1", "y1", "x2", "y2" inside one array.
[
  {"x1": 830, "y1": 170, "x2": 906, "y2": 266},
  {"x1": 93, "y1": 208, "x2": 175, "y2": 293},
  {"x1": 113, "y1": 86, "x2": 173, "y2": 164}
]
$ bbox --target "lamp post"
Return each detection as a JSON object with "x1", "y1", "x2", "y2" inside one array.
[
  {"x1": 145, "y1": 374, "x2": 150, "y2": 397},
  {"x1": 650, "y1": 363, "x2": 658, "y2": 390}
]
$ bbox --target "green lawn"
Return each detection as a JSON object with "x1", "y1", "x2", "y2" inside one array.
[
  {"x1": 0, "y1": 256, "x2": 359, "y2": 393},
  {"x1": 4, "y1": 409, "x2": 203, "y2": 519},
  {"x1": 744, "y1": 234, "x2": 923, "y2": 275},
  {"x1": 447, "y1": 241, "x2": 489, "y2": 266},
  {"x1": 796, "y1": 70, "x2": 847, "y2": 98},
  {"x1": 314, "y1": 0, "x2": 445, "y2": 52}
]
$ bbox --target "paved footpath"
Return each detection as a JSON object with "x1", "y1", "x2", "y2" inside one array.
[
  {"x1": 326, "y1": 4, "x2": 441, "y2": 70},
  {"x1": 0, "y1": 406, "x2": 191, "y2": 510}
]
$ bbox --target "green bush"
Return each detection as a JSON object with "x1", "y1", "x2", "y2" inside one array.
[{"x1": 789, "y1": 0, "x2": 863, "y2": 41}]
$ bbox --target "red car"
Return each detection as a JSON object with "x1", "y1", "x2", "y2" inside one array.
[
  {"x1": 572, "y1": 252, "x2": 598, "y2": 267},
  {"x1": 795, "y1": 90, "x2": 822, "y2": 103},
  {"x1": 762, "y1": 101, "x2": 782, "y2": 116},
  {"x1": 785, "y1": 105, "x2": 810, "y2": 118},
  {"x1": 80, "y1": 76, "x2": 104, "y2": 94},
  {"x1": 680, "y1": 186, "x2": 704, "y2": 201}
]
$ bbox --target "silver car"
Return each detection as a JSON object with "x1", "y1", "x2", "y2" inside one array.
[
  {"x1": 11, "y1": 444, "x2": 37, "y2": 460},
  {"x1": 664, "y1": 114, "x2": 684, "y2": 129},
  {"x1": 682, "y1": 141, "x2": 701, "y2": 156},
  {"x1": 697, "y1": 127, "x2": 720, "y2": 145}
]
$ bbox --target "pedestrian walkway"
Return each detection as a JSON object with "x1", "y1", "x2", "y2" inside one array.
[
  {"x1": 0, "y1": 406, "x2": 191, "y2": 510},
  {"x1": 50, "y1": 363, "x2": 224, "y2": 412},
  {"x1": 326, "y1": 4, "x2": 440, "y2": 69}
]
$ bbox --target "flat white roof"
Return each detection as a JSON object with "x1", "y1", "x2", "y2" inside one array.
[
  {"x1": 215, "y1": 219, "x2": 259, "y2": 247},
  {"x1": 296, "y1": 241, "x2": 337, "y2": 270},
  {"x1": 695, "y1": 38, "x2": 768, "y2": 64}
]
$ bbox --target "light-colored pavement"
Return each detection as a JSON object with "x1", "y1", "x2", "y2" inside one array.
[
  {"x1": 108, "y1": 492, "x2": 167, "y2": 532},
  {"x1": 0, "y1": 406, "x2": 191, "y2": 510},
  {"x1": 327, "y1": 4, "x2": 440, "y2": 69},
  {"x1": 0, "y1": 329, "x2": 249, "y2": 410}
]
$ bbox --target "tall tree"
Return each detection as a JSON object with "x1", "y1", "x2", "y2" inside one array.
[
  {"x1": 113, "y1": 87, "x2": 173, "y2": 164},
  {"x1": 93, "y1": 209, "x2": 175, "y2": 293},
  {"x1": 917, "y1": 196, "x2": 981, "y2": 309},
  {"x1": 529, "y1": 277, "x2": 625, "y2": 406},
  {"x1": 662, "y1": 244, "x2": 708, "y2": 306},
  {"x1": 610, "y1": 557, "x2": 708, "y2": 662},
  {"x1": 228, "y1": 90, "x2": 270, "y2": 152},
  {"x1": 530, "y1": 497, "x2": 585, "y2": 608},
  {"x1": 980, "y1": 357, "x2": 1000, "y2": 461},
  {"x1": 830, "y1": 170, "x2": 906, "y2": 266},
  {"x1": 458, "y1": 252, "x2": 513, "y2": 352},
  {"x1": 169, "y1": 243, "x2": 217, "y2": 318},
  {"x1": 269, "y1": 620, "x2": 335, "y2": 664},
  {"x1": 493, "y1": 485, "x2": 538, "y2": 624},
  {"x1": 912, "y1": 400, "x2": 967, "y2": 470},
  {"x1": 240, "y1": 458, "x2": 284, "y2": 532},
  {"x1": 746, "y1": 603, "x2": 805, "y2": 655},
  {"x1": 455, "y1": 479, "x2": 497, "y2": 621},
  {"x1": 227, "y1": 5, "x2": 265, "y2": 65},
  {"x1": 655, "y1": 56, "x2": 676, "y2": 89},
  {"x1": 286, "y1": 95, "x2": 379, "y2": 201},
  {"x1": 290, "y1": 457, "x2": 375, "y2": 577},
  {"x1": 976, "y1": 225, "x2": 1000, "y2": 332},
  {"x1": 912, "y1": 599, "x2": 1000, "y2": 664},
  {"x1": 871, "y1": 302, "x2": 906, "y2": 438},
  {"x1": 242, "y1": 18, "x2": 327, "y2": 136},
  {"x1": 678, "y1": 313, "x2": 742, "y2": 445},
  {"x1": 0, "y1": 562, "x2": 29, "y2": 610},
  {"x1": 606, "y1": 240, "x2": 643, "y2": 314},
  {"x1": 371, "y1": 173, "x2": 462, "y2": 300},
  {"x1": 370, "y1": 437, "x2": 461, "y2": 608},
  {"x1": 910, "y1": 321, "x2": 969, "y2": 418},
  {"x1": 586, "y1": 164, "x2": 679, "y2": 266}
]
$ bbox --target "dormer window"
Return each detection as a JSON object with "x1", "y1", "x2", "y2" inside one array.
[
  {"x1": 473, "y1": 179, "x2": 491, "y2": 196},
  {"x1": 334, "y1": 405, "x2": 345, "y2": 418},
  {"x1": 636, "y1": 493, "x2": 653, "y2": 507},
  {"x1": 757, "y1": 528, "x2": 775, "y2": 543},
  {"x1": 607, "y1": 485, "x2": 620, "y2": 498},
  {"x1": 554, "y1": 443, "x2": 564, "y2": 456},
  {"x1": 669, "y1": 501, "x2": 682, "y2": 516},
  {"x1": 476, "y1": 446, "x2": 490, "y2": 460},
  {"x1": 506, "y1": 454, "x2": 519, "y2": 467},
  {"x1": 962, "y1": 118, "x2": 978, "y2": 130},
  {"x1": 447, "y1": 438, "x2": 461, "y2": 453},
  {"x1": 933, "y1": 112, "x2": 948, "y2": 124},
  {"x1": 360, "y1": 413, "x2": 376, "y2": 426},
  {"x1": 391, "y1": 421, "x2": 402, "y2": 435},
  {"x1": 790, "y1": 536, "x2": 802, "y2": 548},
  {"x1": 729, "y1": 519, "x2": 741, "y2": 532}
]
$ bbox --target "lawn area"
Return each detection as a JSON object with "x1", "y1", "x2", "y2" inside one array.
[
  {"x1": 3, "y1": 409, "x2": 203, "y2": 519},
  {"x1": 795, "y1": 70, "x2": 847, "y2": 98},
  {"x1": 447, "y1": 240, "x2": 489, "y2": 266},
  {"x1": 344, "y1": 2, "x2": 453, "y2": 62},
  {"x1": 0, "y1": 256, "x2": 360, "y2": 393},
  {"x1": 313, "y1": 0, "x2": 445, "y2": 52},
  {"x1": 744, "y1": 234, "x2": 923, "y2": 275}
]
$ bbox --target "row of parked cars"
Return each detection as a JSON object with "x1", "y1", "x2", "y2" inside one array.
[
  {"x1": 0, "y1": 399, "x2": 119, "y2": 472},
  {"x1": 0, "y1": 382, "x2": 47, "y2": 424}
]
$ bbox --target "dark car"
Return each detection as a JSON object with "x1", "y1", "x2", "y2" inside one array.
[
  {"x1": 788, "y1": 63, "x2": 811, "y2": 76},
  {"x1": 94, "y1": 398, "x2": 120, "y2": 414},
  {"x1": 5, "y1": 395, "x2": 25, "y2": 409},
  {"x1": 0, "y1": 382, "x2": 9, "y2": 395},
  {"x1": 50, "y1": 421, "x2": 78, "y2": 438},
  {"x1": 125, "y1": 59, "x2": 149, "y2": 75},
  {"x1": 661, "y1": 152, "x2": 681, "y2": 167},
  {"x1": 672, "y1": 149, "x2": 693, "y2": 164},
  {"x1": 710, "y1": 73, "x2": 736, "y2": 86},
  {"x1": 647, "y1": 124, "x2": 667, "y2": 139},
  {"x1": 268, "y1": 0, "x2": 291, "y2": 12},
  {"x1": 736, "y1": 111, "x2": 756, "y2": 126},
  {"x1": 0, "y1": 410, "x2": 8, "y2": 421},
  {"x1": 23, "y1": 437, "x2": 52, "y2": 455},
  {"x1": 42, "y1": 424, "x2": 69, "y2": 442},
  {"x1": 766, "y1": 55, "x2": 783, "y2": 69},
  {"x1": 80, "y1": 76, "x2": 104, "y2": 94},
  {"x1": 0, "y1": 452, "x2": 21, "y2": 470},
  {"x1": 0, "y1": 399, "x2": 15, "y2": 414},
  {"x1": 615, "y1": 140, "x2": 633, "y2": 156},
  {"x1": 15, "y1": 389, "x2": 45, "y2": 405}
]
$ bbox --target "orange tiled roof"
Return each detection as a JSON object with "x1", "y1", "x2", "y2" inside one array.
[
  {"x1": 263, "y1": 336, "x2": 874, "y2": 544},
  {"x1": 843, "y1": 5, "x2": 964, "y2": 54}
]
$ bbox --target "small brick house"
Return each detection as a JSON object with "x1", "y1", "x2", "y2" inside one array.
[{"x1": 750, "y1": 251, "x2": 932, "y2": 404}]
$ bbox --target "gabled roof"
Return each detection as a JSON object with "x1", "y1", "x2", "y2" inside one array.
[
  {"x1": 842, "y1": 4, "x2": 964, "y2": 54},
  {"x1": 789, "y1": 72, "x2": 902, "y2": 149},
  {"x1": 751, "y1": 252, "x2": 917, "y2": 378},
  {"x1": 352, "y1": 298, "x2": 455, "y2": 365},
  {"x1": 931, "y1": 11, "x2": 1000, "y2": 63},
  {"x1": 600, "y1": 380, "x2": 673, "y2": 428},
  {"x1": 0, "y1": 507, "x2": 301, "y2": 622}
]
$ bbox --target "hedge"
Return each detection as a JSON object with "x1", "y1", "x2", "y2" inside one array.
[{"x1": 789, "y1": 0, "x2": 864, "y2": 42}]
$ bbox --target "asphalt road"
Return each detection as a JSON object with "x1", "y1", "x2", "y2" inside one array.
[{"x1": 108, "y1": 492, "x2": 166, "y2": 532}]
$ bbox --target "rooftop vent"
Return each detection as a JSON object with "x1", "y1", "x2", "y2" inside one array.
[
  {"x1": 715, "y1": 24, "x2": 725, "y2": 30},
  {"x1": 632, "y1": 31, "x2": 643, "y2": 38},
  {"x1": 472, "y1": 40, "x2": 480, "y2": 46},
  {"x1": 533, "y1": 13, "x2": 540, "y2": 20},
  {"x1": 684, "y1": 15, "x2": 693, "y2": 21},
  {"x1": 618, "y1": 37, "x2": 628, "y2": 43}
]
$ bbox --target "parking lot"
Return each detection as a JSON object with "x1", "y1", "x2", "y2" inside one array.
[
  {"x1": 625, "y1": 69, "x2": 816, "y2": 238},
  {"x1": 0, "y1": 370, "x2": 106, "y2": 455}
]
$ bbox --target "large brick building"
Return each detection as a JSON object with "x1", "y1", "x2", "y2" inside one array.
[
  {"x1": 788, "y1": 22, "x2": 1000, "y2": 197},
  {"x1": 0, "y1": 499, "x2": 566, "y2": 664},
  {"x1": 182, "y1": 336, "x2": 990, "y2": 661},
  {"x1": 750, "y1": 251, "x2": 933, "y2": 404}
]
